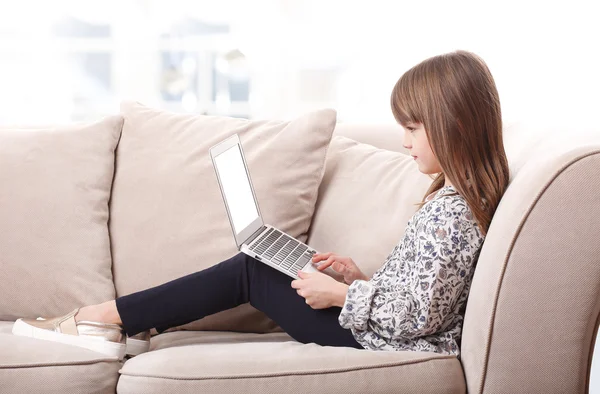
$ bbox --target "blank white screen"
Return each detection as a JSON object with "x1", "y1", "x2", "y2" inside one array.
[{"x1": 213, "y1": 144, "x2": 259, "y2": 234}]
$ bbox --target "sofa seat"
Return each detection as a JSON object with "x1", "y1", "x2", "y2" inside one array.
[
  {"x1": 117, "y1": 330, "x2": 466, "y2": 394},
  {"x1": 0, "y1": 321, "x2": 121, "y2": 394}
]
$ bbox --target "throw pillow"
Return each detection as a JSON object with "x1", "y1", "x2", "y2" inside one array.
[
  {"x1": 0, "y1": 116, "x2": 123, "y2": 320},
  {"x1": 110, "y1": 102, "x2": 336, "y2": 334}
]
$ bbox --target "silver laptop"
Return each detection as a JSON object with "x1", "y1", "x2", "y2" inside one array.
[{"x1": 209, "y1": 133, "x2": 322, "y2": 279}]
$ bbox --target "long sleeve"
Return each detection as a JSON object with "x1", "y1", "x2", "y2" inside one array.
[{"x1": 338, "y1": 198, "x2": 482, "y2": 341}]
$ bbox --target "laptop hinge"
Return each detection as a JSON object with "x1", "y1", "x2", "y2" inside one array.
[{"x1": 246, "y1": 225, "x2": 267, "y2": 246}]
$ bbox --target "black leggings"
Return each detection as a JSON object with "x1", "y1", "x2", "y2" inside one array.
[{"x1": 115, "y1": 251, "x2": 363, "y2": 349}]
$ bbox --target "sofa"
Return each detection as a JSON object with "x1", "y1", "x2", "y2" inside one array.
[{"x1": 0, "y1": 102, "x2": 599, "y2": 394}]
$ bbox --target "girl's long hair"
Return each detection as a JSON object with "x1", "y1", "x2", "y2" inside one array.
[{"x1": 391, "y1": 49, "x2": 510, "y2": 236}]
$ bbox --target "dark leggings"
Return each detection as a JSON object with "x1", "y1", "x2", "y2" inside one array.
[{"x1": 115, "y1": 251, "x2": 363, "y2": 349}]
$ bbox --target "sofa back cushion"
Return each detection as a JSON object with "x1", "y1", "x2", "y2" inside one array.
[
  {"x1": 306, "y1": 135, "x2": 433, "y2": 279},
  {"x1": 332, "y1": 123, "x2": 409, "y2": 155},
  {"x1": 109, "y1": 102, "x2": 336, "y2": 333},
  {"x1": 0, "y1": 116, "x2": 123, "y2": 320}
]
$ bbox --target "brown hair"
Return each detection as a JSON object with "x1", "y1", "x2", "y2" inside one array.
[{"x1": 390, "y1": 49, "x2": 510, "y2": 236}]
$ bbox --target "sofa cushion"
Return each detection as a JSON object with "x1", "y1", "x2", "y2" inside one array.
[
  {"x1": 110, "y1": 102, "x2": 336, "y2": 334},
  {"x1": 0, "y1": 321, "x2": 121, "y2": 394},
  {"x1": 0, "y1": 116, "x2": 123, "y2": 320},
  {"x1": 117, "y1": 330, "x2": 466, "y2": 394},
  {"x1": 333, "y1": 122, "x2": 409, "y2": 154},
  {"x1": 306, "y1": 135, "x2": 433, "y2": 278}
]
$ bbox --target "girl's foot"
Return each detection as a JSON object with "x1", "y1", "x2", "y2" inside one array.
[{"x1": 11, "y1": 308, "x2": 127, "y2": 360}]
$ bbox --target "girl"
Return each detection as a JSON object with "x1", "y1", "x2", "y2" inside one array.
[{"x1": 12, "y1": 49, "x2": 509, "y2": 359}]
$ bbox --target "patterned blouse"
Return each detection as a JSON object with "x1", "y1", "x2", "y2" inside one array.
[{"x1": 338, "y1": 185, "x2": 485, "y2": 357}]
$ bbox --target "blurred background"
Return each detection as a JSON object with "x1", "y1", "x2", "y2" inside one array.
[{"x1": 0, "y1": 0, "x2": 598, "y2": 127}]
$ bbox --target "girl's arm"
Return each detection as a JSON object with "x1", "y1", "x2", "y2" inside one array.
[{"x1": 338, "y1": 201, "x2": 483, "y2": 340}]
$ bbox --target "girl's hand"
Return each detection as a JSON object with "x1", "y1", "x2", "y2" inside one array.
[
  {"x1": 311, "y1": 252, "x2": 370, "y2": 285},
  {"x1": 291, "y1": 270, "x2": 349, "y2": 309}
]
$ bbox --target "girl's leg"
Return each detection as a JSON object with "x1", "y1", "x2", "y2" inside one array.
[{"x1": 114, "y1": 252, "x2": 363, "y2": 349}]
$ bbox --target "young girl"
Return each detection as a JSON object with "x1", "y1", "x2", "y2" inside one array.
[{"x1": 12, "y1": 49, "x2": 509, "y2": 359}]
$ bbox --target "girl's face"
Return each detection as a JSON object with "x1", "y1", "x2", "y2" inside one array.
[{"x1": 402, "y1": 122, "x2": 443, "y2": 175}]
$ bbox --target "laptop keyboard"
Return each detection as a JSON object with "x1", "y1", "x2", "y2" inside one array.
[{"x1": 249, "y1": 228, "x2": 316, "y2": 275}]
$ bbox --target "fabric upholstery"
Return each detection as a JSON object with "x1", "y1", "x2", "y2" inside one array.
[
  {"x1": 0, "y1": 116, "x2": 122, "y2": 320},
  {"x1": 461, "y1": 145, "x2": 600, "y2": 393},
  {"x1": 116, "y1": 330, "x2": 466, "y2": 394},
  {"x1": 332, "y1": 122, "x2": 409, "y2": 155},
  {"x1": 0, "y1": 321, "x2": 121, "y2": 394},
  {"x1": 110, "y1": 102, "x2": 336, "y2": 334}
]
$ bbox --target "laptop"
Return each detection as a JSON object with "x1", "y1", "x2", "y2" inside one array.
[{"x1": 209, "y1": 133, "x2": 322, "y2": 280}]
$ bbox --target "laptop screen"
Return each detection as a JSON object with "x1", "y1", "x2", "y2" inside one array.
[{"x1": 213, "y1": 143, "x2": 260, "y2": 235}]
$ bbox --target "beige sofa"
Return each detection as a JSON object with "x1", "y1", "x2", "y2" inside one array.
[{"x1": 1, "y1": 104, "x2": 599, "y2": 394}]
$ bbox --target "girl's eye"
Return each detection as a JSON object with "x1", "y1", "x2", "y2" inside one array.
[{"x1": 407, "y1": 127, "x2": 415, "y2": 132}]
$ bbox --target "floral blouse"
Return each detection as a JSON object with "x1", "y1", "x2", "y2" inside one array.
[{"x1": 338, "y1": 185, "x2": 485, "y2": 357}]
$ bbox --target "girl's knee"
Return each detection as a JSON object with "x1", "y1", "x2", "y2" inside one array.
[{"x1": 231, "y1": 251, "x2": 259, "y2": 268}]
